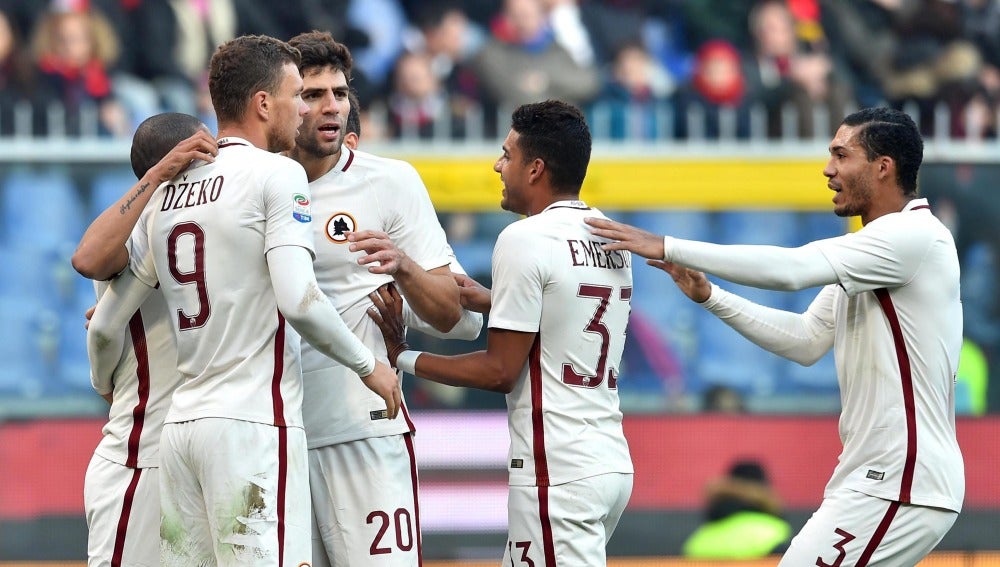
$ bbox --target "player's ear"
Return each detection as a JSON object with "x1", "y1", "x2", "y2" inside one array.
[
  {"x1": 528, "y1": 158, "x2": 545, "y2": 184},
  {"x1": 253, "y1": 90, "x2": 270, "y2": 120}
]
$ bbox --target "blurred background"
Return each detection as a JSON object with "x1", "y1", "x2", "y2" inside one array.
[{"x1": 0, "y1": 0, "x2": 998, "y2": 563}]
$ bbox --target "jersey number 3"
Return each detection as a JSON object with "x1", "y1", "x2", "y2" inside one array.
[
  {"x1": 562, "y1": 284, "x2": 631, "y2": 389},
  {"x1": 167, "y1": 222, "x2": 211, "y2": 330}
]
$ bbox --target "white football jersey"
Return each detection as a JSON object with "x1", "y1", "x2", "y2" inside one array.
[
  {"x1": 812, "y1": 198, "x2": 964, "y2": 512},
  {"x1": 489, "y1": 201, "x2": 634, "y2": 487},
  {"x1": 92, "y1": 279, "x2": 181, "y2": 469},
  {"x1": 301, "y1": 148, "x2": 453, "y2": 447},
  {"x1": 130, "y1": 137, "x2": 315, "y2": 427}
]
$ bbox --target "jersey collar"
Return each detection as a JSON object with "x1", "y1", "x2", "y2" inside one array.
[
  {"x1": 541, "y1": 200, "x2": 590, "y2": 214},
  {"x1": 903, "y1": 198, "x2": 930, "y2": 212},
  {"x1": 217, "y1": 136, "x2": 252, "y2": 148},
  {"x1": 335, "y1": 147, "x2": 355, "y2": 173}
]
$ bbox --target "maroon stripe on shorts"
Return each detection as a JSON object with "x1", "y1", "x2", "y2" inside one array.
[
  {"x1": 874, "y1": 288, "x2": 917, "y2": 502},
  {"x1": 271, "y1": 311, "x2": 287, "y2": 427},
  {"x1": 537, "y1": 485, "x2": 557, "y2": 567},
  {"x1": 125, "y1": 311, "x2": 150, "y2": 468},
  {"x1": 277, "y1": 426, "x2": 288, "y2": 567},
  {"x1": 529, "y1": 337, "x2": 549, "y2": 487},
  {"x1": 110, "y1": 468, "x2": 142, "y2": 567},
  {"x1": 403, "y1": 432, "x2": 423, "y2": 566},
  {"x1": 855, "y1": 500, "x2": 901, "y2": 566}
]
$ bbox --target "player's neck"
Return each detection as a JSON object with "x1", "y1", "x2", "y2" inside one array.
[
  {"x1": 289, "y1": 148, "x2": 342, "y2": 183},
  {"x1": 217, "y1": 125, "x2": 266, "y2": 150}
]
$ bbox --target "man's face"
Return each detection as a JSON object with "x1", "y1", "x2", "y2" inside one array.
[
  {"x1": 823, "y1": 124, "x2": 877, "y2": 219},
  {"x1": 266, "y1": 62, "x2": 307, "y2": 153},
  {"x1": 494, "y1": 129, "x2": 530, "y2": 215},
  {"x1": 295, "y1": 66, "x2": 350, "y2": 158}
]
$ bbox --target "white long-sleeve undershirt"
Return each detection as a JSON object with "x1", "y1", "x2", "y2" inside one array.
[
  {"x1": 700, "y1": 283, "x2": 837, "y2": 366},
  {"x1": 664, "y1": 236, "x2": 840, "y2": 291},
  {"x1": 267, "y1": 245, "x2": 376, "y2": 377}
]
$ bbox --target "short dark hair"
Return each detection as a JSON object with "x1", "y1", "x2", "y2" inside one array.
[
  {"x1": 509, "y1": 100, "x2": 591, "y2": 193},
  {"x1": 841, "y1": 107, "x2": 924, "y2": 195},
  {"x1": 130, "y1": 112, "x2": 205, "y2": 179},
  {"x1": 346, "y1": 89, "x2": 361, "y2": 138},
  {"x1": 288, "y1": 30, "x2": 353, "y2": 81},
  {"x1": 208, "y1": 34, "x2": 301, "y2": 126}
]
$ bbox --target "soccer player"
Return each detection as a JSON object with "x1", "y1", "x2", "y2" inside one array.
[
  {"x1": 87, "y1": 34, "x2": 400, "y2": 566},
  {"x1": 586, "y1": 106, "x2": 964, "y2": 564},
  {"x1": 369, "y1": 100, "x2": 635, "y2": 567},
  {"x1": 285, "y1": 31, "x2": 478, "y2": 567},
  {"x1": 83, "y1": 112, "x2": 212, "y2": 567}
]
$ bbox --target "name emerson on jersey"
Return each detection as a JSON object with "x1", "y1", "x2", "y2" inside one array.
[{"x1": 567, "y1": 238, "x2": 631, "y2": 270}]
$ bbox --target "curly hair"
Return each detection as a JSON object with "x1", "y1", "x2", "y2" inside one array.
[
  {"x1": 509, "y1": 100, "x2": 592, "y2": 194},
  {"x1": 288, "y1": 30, "x2": 353, "y2": 82}
]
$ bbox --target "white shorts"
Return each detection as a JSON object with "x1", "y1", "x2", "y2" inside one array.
[
  {"x1": 309, "y1": 433, "x2": 421, "y2": 567},
  {"x1": 159, "y1": 419, "x2": 311, "y2": 567},
  {"x1": 503, "y1": 472, "x2": 633, "y2": 567},
  {"x1": 779, "y1": 488, "x2": 958, "y2": 566},
  {"x1": 84, "y1": 454, "x2": 159, "y2": 567}
]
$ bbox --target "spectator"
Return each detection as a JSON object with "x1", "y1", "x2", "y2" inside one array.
[
  {"x1": 402, "y1": 0, "x2": 486, "y2": 126},
  {"x1": 743, "y1": 0, "x2": 854, "y2": 138},
  {"x1": 0, "y1": 5, "x2": 42, "y2": 136},
  {"x1": 702, "y1": 384, "x2": 747, "y2": 413},
  {"x1": 347, "y1": 0, "x2": 407, "y2": 96},
  {"x1": 673, "y1": 39, "x2": 753, "y2": 140},
  {"x1": 471, "y1": 0, "x2": 601, "y2": 112},
  {"x1": 592, "y1": 39, "x2": 674, "y2": 140},
  {"x1": 30, "y1": 7, "x2": 129, "y2": 137},
  {"x1": 542, "y1": 0, "x2": 644, "y2": 70},
  {"x1": 682, "y1": 459, "x2": 792, "y2": 559},
  {"x1": 386, "y1": 50, "x2": 467, "y2": 139}
]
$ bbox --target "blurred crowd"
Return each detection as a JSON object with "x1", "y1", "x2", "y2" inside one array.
[{"x1": 1, "y1": 0, "x2": 998, "y2": 141}]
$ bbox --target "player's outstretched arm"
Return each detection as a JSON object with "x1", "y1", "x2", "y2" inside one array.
[
  {"x1": 268, "y1": 245, "x2": 401, "y2": 418},
  {"x1": 72, "y1": 131, "x2": 217, "y2": 280},
  {"x1": 368, "y1": 283, "x2": 532, "y2": 393},
  {"x1": 88, "y1": 269, "x2": 156, "y2": 396},
  {"x1": 348, "y1": 230, "x2": 462, "y2": 332}
]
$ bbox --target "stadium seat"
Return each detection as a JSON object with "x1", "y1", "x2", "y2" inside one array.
[
  {"x1": 775, "y1": 290, "x2": 839, "y2": 394},
  {"x1": 1, "y1": 168, "x2": 86, "y2": 252},
  {"x1": 0, "y1": 297, "x2": 56, "y2": 398},
  {"x1": 695, "y1": 314, "x2": 785, "y2": 397},
  {"x1": 57, "y1": 310, "x2": 92, "y2": 393},
  {"x1": 800, "y1": 211, "x2": 848, "y2": 242},
  {"x1": 448, "y1": 240, "x2": 494, "y2": 284},
  {"x1": 715, "y1": 209, "x2": 803, "y2": 247},
  {"x1": 627, "y1": 210, "x2": 714, "y2": 378},
  {"x1": 89, "y1": 167, "x2": 137, "y2": 219}
]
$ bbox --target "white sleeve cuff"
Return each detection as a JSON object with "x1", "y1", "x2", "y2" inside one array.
[
  {"x1": 396, "y1": 350, "x2": 422, "y2": 375},
  {"x1": 663, "y1": 235, "x2": 675, "y2": 261}
]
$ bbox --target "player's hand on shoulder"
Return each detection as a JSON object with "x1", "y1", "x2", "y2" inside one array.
[
  {"x1": 453, "y1": 273, "x2": 491, "y2": 313},
  {"x1": 585, "y1": 216, "x2": 665, "y2": 260},
  {"x1": 349, "y1": 230, "x2": 406, "y2": 275},
  {"x1": 367, "y1": 283, "x2": 408, "y2": 365},
  {"x1": 147, "y1": 130, "x2": 218, "y2": 185},
  {"x1": 360, "y1": 361, "x2": 401, "y2": 419}
]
